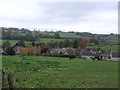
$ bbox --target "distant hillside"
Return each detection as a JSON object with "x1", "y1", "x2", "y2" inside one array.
[{"x1": 0, "y1": 27, "x2": 119, "y2": 45}]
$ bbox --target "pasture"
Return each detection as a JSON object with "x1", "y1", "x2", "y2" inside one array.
[
  {"x1": 0, "y1": 38, "x2": 66, "y2": 45},
  {"x1": 39, "y1": 32, "x2": 81, "y2": 38},
  {"x1": 39, "y1": 38, "x2": 66, "y2": 43},
  {"x1": 87, "y1": 45, "x2": 120, "y2": 51},
  {"x1": 2, "y1": 56, "x2": 118, "y2": 88},
  {"x1": 0, "y1": 40, "x2": 31, "y2": 46}
]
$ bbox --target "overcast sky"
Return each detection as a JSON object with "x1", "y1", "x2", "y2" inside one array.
[{"x1": 0, "y1": 0, "x2": 118, "y2": 34}]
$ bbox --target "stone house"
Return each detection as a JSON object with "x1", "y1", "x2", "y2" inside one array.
[
  {"x1": 14, "y1": 46, "x2": 24, "y2": 55},
  {"x1": 80, "y1": 49, "x2": 103, "y2": 60},
  {"x1": 110, "y1": 51, "x2": 120, "y2": 61},
  {"x1": 50, "y1": 48, "x2": 76, "y2": 56}
]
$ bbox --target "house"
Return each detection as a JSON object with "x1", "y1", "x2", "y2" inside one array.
[
  {"x1": 110, "y1": 51, "x2": 120, "y2": 61},
  {"x1": 14, "y1": 46, "x2": 24, "y2": 55},
  {"x1": 64, "y1": 49, "x2": 76, "y2": 55},
  {"x1": 50, "y1": 48, "x2": 76, "y2": 56},
  {"x1": 101, "y1": 53, "x2": 111, "y2": 60},
  {"x1": 80, "y1": 49, "x2": 102, "y2": 60}
]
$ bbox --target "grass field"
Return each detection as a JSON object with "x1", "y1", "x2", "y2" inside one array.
[
  {"x1": 0, "y1": 40, "x2": 31, "y2": 46},
  {"x1": 39, "y1": 38, "x2": 66, "y2": 43},
  {"x1": 2, "y1": 56, "x2": 118, "y2": 88},
  {"x1": 87, "y1": 45, "x2": 120, "y2": 51},
  {"x1": 0, "y1": 38, "x2": 66, "y2": 46},
  {"x1": 39, "y1": 32, "x2": 80, "y2": 38}
]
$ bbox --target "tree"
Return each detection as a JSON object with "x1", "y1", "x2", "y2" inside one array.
[
  {"x1": 21, "y1": 48, "x2": 29, "y2": 56},
  {"x1": 63, "y1": 39, "x2": 71, "y2": 47},
  {"x1": 41, "y1": 48, "x2": 49, "y2": 53},
  {"x1": 32, "y1": 42, "x2": 35, "y2": 46},
  {"x1": 5, "y1": 46, "x2": 15, "y2": 55},
  {"x1": 54, "y1": 33, "x2": 60, "y2": 39},
  {"x1": 35, "y1": 37, "x2": 40, "y2": 43},
  {"x1": 27, "y1": 45, "x2": 33, "y2": 55},
  {"x1": 46, "y1": 41, "x2": 58, "y2": 48},
  {"x1": 89, "y1": 38, "x2": 99, "y2": 45},
  {"x1": 25, "y1": 32, "x2": 35, "y2": 41},
  {"x1": 79, "y1": 41, "x2": 88, "y2": 49},
  {"x1": 72, "y1": 39, "x2": 78, "y2": 48},
  {"x1": 3, "y1": 41, "x2": 11, "y2": 50},
  {"x1": 97, "y1": 47, "x2": 101, "y2": 51},
  {"x1": 16, "y1": 40, "x2": 25, "y2": 47},
  {"x1": 46, "y1": 51, "x2": 50, "y2": 56},
  {"x1": 58, "y1": 42, "x2": 63, "y2": 48}
]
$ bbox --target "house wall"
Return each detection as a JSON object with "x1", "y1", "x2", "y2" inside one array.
[{"x1": 111, "y1": 57, "x2": 120, "y2": 61}]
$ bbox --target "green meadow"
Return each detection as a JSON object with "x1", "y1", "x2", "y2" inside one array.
[
  {"x1": 39, "y1": 32, "x2": 80, "y2": 38},
  {"x1": 0, "y1": 38, "x2": 66, "y2": 46},
  {"x1": 0, "y1": 40, "x2": 31, "y2": 46},
  {"x1": 39, "y1": 38, "x2": 66, "y2": 43},
  {"x1": 87, "y1": 45, "x2": 120, "y2": 51},
  {"x1": 2, "y1": 56, "x2": 118, "y2": 88}
]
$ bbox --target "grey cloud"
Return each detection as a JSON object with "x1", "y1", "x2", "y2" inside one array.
[
  {"x1": 0, "y1": 1, "x2": 117, "y2": 33},
  {"x1": 35, "y1": 2, "x2": 117, "y2": 25}
]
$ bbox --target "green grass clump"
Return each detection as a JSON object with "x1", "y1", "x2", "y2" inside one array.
[{"x1": 2, "y1": 56, "x2": 118, "y2": 88}]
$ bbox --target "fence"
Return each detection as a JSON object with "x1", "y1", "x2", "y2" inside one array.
[{"x1": 2, "y1": 70, "x2": 22, "y2": 89}]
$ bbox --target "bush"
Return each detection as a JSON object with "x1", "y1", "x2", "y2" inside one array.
[
  {"x1": 5, "y1": 46, "x2": 15, "y2": 55},
  {"x1": 41, "y1": 48, "x2": 49, "y2": 53}
]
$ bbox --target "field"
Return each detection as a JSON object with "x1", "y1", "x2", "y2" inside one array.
[
  {"x1": 0, "y1": 40, "x2": 31, "y2": 46},
  {"x1": 2, "y1": 56, "x2": 118, "y2": 88},
  {"x1": 0, "y1": 38, "x2": 66, "y2": 46},
  {"x1": 39, "y1": 38, "x2": 66, "y2": 43},
  {"x1": 39, "y1": 32, "x2": 81, "y2": 38},
  {"x1": 87, "y1": 45, "x2": 120, "y2": 51}
]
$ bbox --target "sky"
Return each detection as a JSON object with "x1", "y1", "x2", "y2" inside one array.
[{"x1": 0, "y1": 0, "x2": 118, "y2": 34}]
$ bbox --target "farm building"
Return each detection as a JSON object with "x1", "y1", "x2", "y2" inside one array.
[
  {"x1": 14, "y1": 46, "x2": 24, "y2": 55},
  {"x1": 101, "y1": 53, "x2": 111, "y2": 60},
  {"x1": 80, "y1": 49, "x2": 103, "y2": 60},
  {"x1": 50, "y1": 48, "x2": 76, "y2": 56},
  {"x1": 110, "y1": 51, "x2": 120, "y2": 61}
]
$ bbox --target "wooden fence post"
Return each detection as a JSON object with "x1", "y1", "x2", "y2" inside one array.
[{"x1": 7, "y1": 72, "x2": 14, "y2": 90}]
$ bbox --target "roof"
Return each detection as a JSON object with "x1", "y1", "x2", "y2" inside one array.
[
  {"x1": 112, "y1": 51, "x2": 120, "y2": 58},
  {"x1": 51, "y1": 48, "x2": 75, "y2": 55},
  {"x1": 53, "y1": 48, "x2": 66, "y2": 52},
  {"x1": 14, "y1": 45, "x2": 24, "y2": 48},
  {"x1": 81, "y1": 49, "x2": 101, "y2": 57}
]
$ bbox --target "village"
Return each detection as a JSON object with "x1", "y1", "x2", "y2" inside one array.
[
  {"x1": 1, "y1": 40, "x2": 120, "y2": 62},
  {"x1": 1, "y1": 0, "x2": 119, "y2": 88}
]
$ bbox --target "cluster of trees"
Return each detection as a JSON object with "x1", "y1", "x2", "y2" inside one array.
[
  {"x1": 2, "y1": 41, "x2": 14, "y2": 55},
  {"x1": 1, "y1": 37, "x2": 110, "y2": 56},
  {"x1": 2, "y1": 37, "x2": 103, "y2": 55},
  {"x1": 19, "y1": 45, "x2": 41, "y2": 56},
  {"x1": 2, "y1": 29, "x2": 36, "y2": 41},
  {"x1": 76, "y1": 32, "x2": 95, "y2": 37},
  {"x1": 2, "y1": 40, "x2": 52, "y2": 55},
  {"x1": 1, "y1": 27, "x2": 61, "y2": 41},
  {"x1": 2, "y1": 38, "x2": 87, "y2": 55},
  {"x1": 43, "y1": 38, "x2": 88, "y2": 49}
]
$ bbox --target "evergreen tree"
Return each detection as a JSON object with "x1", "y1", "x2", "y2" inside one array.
[{"x1": 72, "y1": 39, "x2": 78, "y2": 48}]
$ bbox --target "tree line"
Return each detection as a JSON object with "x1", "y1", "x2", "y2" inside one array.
[
  {"x1": 1, "y1": 27, "x2": 61, "y2": 41},
  {"x1": 2, "y1": 36, "x2": 103, "y2": 55}
]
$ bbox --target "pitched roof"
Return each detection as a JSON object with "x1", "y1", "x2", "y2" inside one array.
[
  {"x1": 51, "y1": 48, "x2": 75, "y2": 55},
  {"x1": 81, "y1": 49, "x2": 101, "y2": 57},
  {"x1": 112, "y1": 51, "x2": 120, "y2": 58}
]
